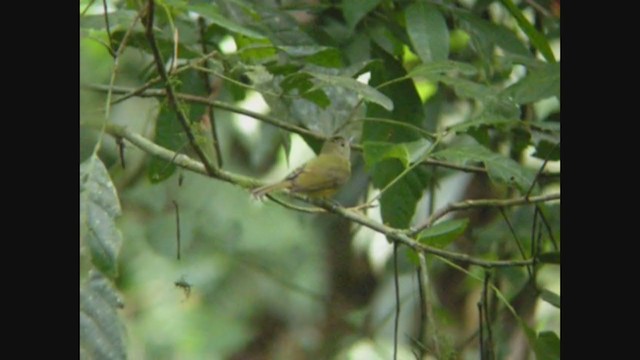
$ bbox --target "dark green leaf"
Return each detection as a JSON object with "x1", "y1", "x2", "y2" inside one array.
[
  {"x1": 498, "y1": 0, "x2": 556, "y2": 63},
  {"x1": 538, "y1": 252, "x2": 560, "y2": 264},
  {"x1": 80, "y1": 271, "x2": 127, "y2": 360},
  {"x1": 533, "y1": 140, "x2": 560, "y2": 161},
  {"x1": 418, "y1": 218, "x2": 469, "y2": 248},
  {"x1": 307, "y1": 72, "x2": 393, "y2": 111},
  {"x1": 405, "y1": 2, "x2": 449, "y2": 63},
  {"x1": 252, "y1": 5, "x2": 315, "y2": 46},
  {"x1": 504, "y1": 62, "x2": 560, "y2": 104},
  {"x1": 364, "y1": 46, "x2": 428, "y2": 229},
  {"x1": 80, "y1": 155, "x2": 123, "y2": 278},
  {"x1": 304, "y1": 48, "x2": 344, "y2": 68},
  {"x1": 372, "y1": 161, "x2": 431, "y2": 229},
  {"x1": 432, "y1": 143, "x2": 535, "y2": 191},
  {"x1": 301, "y1": 89, "x2": 331, "y2": 108},
  {"x1": 367, "y1": 22, "x2": 405, "y2": 57},
  {"x1": 540, "y1": 289, "x2": 560, "y2": 308},
  {"x1": 453, "y1": 9, "x2": 531, "y2": 61},
  {"x1": 343, "y1": 0, "x2": 382, "y2": 29},
  {"x1": 147, "y1": 103, "x2": 184, "y2": 183},
  {"x1": 533, "y1": 331, "x2": 561, "y2": 360},
  {"x1": 188, "y1": 3, "x2": 265, "y2": 39}
]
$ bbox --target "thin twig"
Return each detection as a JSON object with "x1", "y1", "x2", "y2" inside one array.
[
  {"x1": 477, "y1": 302, "x2": 485, "y2": 360},
  {"x1": 116, "y1": 136, "x2": 126, "y2": 169},
  {"x1": 104, "y1": 12, "x2": 141, "y2": 119},
  {"x1": 173, "y1": 200, "x2": 181, "y2": 260},
  {"x1": 141, "y1": 0, "x2": 217, "y2": 177},
  {"x1": 81, "y1": 0, "x2": 98, "y2": 16},
  {"x1": 411, "y1": 193, "x2": 560, "y2": 236},
  {"x1": 526, "y1": 142, "x2": 559, "y2": 199},
  {"x1": 84, "y1": 83, "x2": 325, "y2": 141},
  {"x1": 482, "y1": 272, "x2": 494, "y2": 360},
  {"x1": 531, "y1": 207, "x2": 539, "y2": 261},
  {"x1": 498, "y1": 207, "x2": 533, "y2": 278},
  {"x1": 101, "y1": 0, "x2": 115, "y2": 57},
  {"x1": 536, "y1": 204, "x2": 559, "y2": 250},
  {"x1": 393, "y1": 242, "x2": 400, "y2": 360},
  {"x1": 197, "y1": 16, "x2": 224, "y2": 168}
]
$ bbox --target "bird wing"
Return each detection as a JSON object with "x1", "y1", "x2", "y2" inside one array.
[{"x1": 289, "y1": 154, "x2": 350, "y2": 193}]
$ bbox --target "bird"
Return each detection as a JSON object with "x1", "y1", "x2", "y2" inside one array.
[{"x1": 251, "y1": 136, "x2": 351, "y2": 199}]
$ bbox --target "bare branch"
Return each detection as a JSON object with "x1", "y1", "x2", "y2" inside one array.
[{"x1": 410, "y1": 193, "x2": 560, "y2": 236}]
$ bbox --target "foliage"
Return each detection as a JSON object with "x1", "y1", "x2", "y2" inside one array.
[{"x1": 80, "y1": 0, "x2": 560, "y2": 358}]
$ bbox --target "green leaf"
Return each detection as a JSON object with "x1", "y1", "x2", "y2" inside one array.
[
  {"x1": 363, "y1": 139, "x2": 432, "y2": 169},
  {"x1": 363, "y1": 141, "x2": 410, "y2": 169},
  {"x1": 453, "y1": 9, "x2": 531, "y2": 61},
  {"x1": 540, "y1": 289, "x2": 560, "y2": 308},
  {"x1": 80, "y1": 271, "x2": 127, "y2": 360},
  {"x1": 80, "y1": 155, "x2": 123, "y2": 278},
  {"x1": 367, "y1": 21, "x2": 405, "y2": 58},
  {"x1": 418, "y1": 218, "x2": 469, "y2": 248},
  {"x1": 432, "y1": 143, "x2": 535, "y2": 191},
  {"x1": 364, "y1": 46, "x2": 429, "y2": 229},
  {"x1": 304, "y1": 48, "x2": 344, "y2": 68},
  {"x1": 307, "y1": 72, "x2": 393, "y2": 111},
  {"x1": 533, "y1": 331, "x2": 561, "y2": 360},
  {"x1": 407, "y1": 60, "x2": 478, "y2": 79},
  {"x1": 538, "y1": 252, "x2": 560, "y2": 264},
  {"x1": 498, "y1": 0, "x2": 556, "y2": 63},
  {"x1": 343, "y1": 0, "x2": 382, "y2": 30},
  {"x1": 504, "y1": 62, "x2": 560, "y2": 104},
  {"x1": 532, "y1": 140, "x2": 560, "y2": 161},
  {"x1": 438, "y1": 77, "x2": 520, "y2": 118},
  {"x1": 147, "y1": 101, "x2": 187, "y2": 183},
  {"x1": 448, "y1": 117, "x2": 521, "y2": 133},
  {"x1": 188, "y1": 3, "x2": 265, "y2": 39},
  {"x1": 405, "y1": 2, "x2": 449, "y2": 63},
  {"x1": 520, "y1": 322, "x2": 560, "y2": 360}
]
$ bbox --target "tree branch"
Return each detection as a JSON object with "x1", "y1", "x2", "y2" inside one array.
[
  {"x1": 141, "y1": 0, "x2": 217, "y2": 177},
  {"x1": 90, "y1": 122, "x2": 535, "y2": 269},
  {"x1": 197, "y1": 16, "x2": 223, "y2": 168},
  {"x1": 410, "y1": 193, "x2": 560, "y2": 236},
  {"x1": 83, "y1": 83, "x2": 562, "y2": 180}
]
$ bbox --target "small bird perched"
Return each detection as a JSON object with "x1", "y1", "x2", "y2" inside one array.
[{"x1": 251, "y1": 136, "x2": 351, "y2": 199}]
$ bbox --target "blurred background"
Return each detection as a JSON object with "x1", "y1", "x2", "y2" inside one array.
[{"x1": 80, "y1": 0, "x2": 560, "y2": 359}]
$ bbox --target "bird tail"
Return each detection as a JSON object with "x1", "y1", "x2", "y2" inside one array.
[{"x1": 251, "y1": 181, "x2": 289, "y2": 198}]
